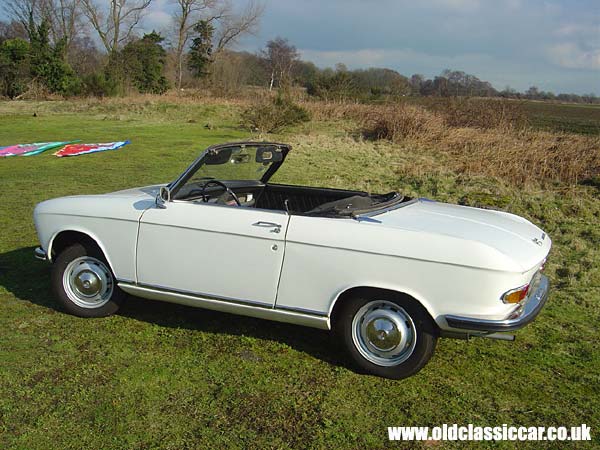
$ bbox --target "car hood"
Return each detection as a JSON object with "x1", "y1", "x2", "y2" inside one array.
[
  {"x1": 107, "y1": 184, "x2": 164, "y2": 198},
  {"x1": 34, "y1": 184, "x2": 164, "y2": 223},
  {"x1": 373, "y1": 199, "x2": 551, "y2": 272}
]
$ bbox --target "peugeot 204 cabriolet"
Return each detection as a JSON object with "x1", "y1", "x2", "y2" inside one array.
[{"x1": 34, "y1": 142, "x2": 551, "y2": 379}]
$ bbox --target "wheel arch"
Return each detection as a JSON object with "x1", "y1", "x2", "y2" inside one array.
[
  {"x1": 329, "y1": 285, "x2": 438, "y2": 330},
  {"x1": 48, "y1": 229, "x2": 114, "y2": 271}
]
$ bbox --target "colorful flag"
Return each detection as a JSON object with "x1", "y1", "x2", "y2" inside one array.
[
  {"x1": 54, "y1": 141, "x2": 130, "y2": 157},
  {"x1": 0, "y1": 141, "x2": 80, "y2": 157}
]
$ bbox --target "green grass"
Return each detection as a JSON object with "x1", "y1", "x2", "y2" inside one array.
[
  {"x1": 522, "y1": 101, "x2": 600, "y2": 135},
  {"x1": 0, "y1": 100, "x2": 599, "y2": 449}
]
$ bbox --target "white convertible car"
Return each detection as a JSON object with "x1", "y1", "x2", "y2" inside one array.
[{"x1": 34, "y1": 142, "x2": 551, "y2": 379}]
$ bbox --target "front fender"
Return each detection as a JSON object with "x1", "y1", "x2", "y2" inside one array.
[{"x1": 35, "y1": 214, "x2": 139, "y2": 283}]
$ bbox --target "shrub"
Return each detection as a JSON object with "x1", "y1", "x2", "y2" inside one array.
[
  {"x1": 241, "y1": 94, "x2": 310, "y2": 133},
  {"x1": 0, "y1": 38, "x2": 30, "y2": 98},
  {"x1": 361, "y1": 104, "x2": 446, "y2": 141},
  {"x1": 81, "y1": 73, "x2": 119, "y2": 97}
]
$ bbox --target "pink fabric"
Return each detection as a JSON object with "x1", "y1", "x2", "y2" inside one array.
[{"x1": 0, "y1": 144, "x2": 41, "y2": 157}]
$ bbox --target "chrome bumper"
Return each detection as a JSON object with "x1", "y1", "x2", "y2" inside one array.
[
  {"x1": 444, "y1": 274, "x2": 550, "y2": 333},
  {"x1": 34, "y1": 247, "x2": 48, "y2": 261}
]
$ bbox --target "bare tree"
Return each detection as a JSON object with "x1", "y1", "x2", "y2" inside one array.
[
  {"x1": 0, "y1": 20, "x2": 29, "y2": 42},
  {"x1": 1, "y1": 0, "x2": 40, "y2": 38},
  {"x1": 171, "y1": 0, "x2": 218, "y2": 89},
  {"x1": 49, "y1": 0, "x2": 82, "y2": 52},
  {"x1": 212, "y1": 0, "x2": 263, "y2": 53},
  {"x1": 170, "y1": 0, "x2": 263, "y2": 89},
  {"x1": 1, "y1": 0, "x2": 82, "y2": 52},
  {"x1": 81, "y1": 0, "x2": 153, "y2": 54},
  {"x1": 262, "y1": 37, "x2": 299, "y2": 91}
]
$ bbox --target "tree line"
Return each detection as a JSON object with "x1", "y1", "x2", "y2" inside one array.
[{"x1": 0, "y1": 0, "x2": 597, "y2": 104}]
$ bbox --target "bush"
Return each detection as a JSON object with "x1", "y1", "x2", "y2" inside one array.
[
  {"x1": 241, "y1": 94, "x2": 310, "y2": 133},
  {"x1": 361, "y1": 104, "x2": 446, "y2": 142},
  {"x1": 0, "y1": 38, "x2": 30, "y2": 98},
  {"x1": 81, "y1": 73, "x2": 119, "y2": 97}
]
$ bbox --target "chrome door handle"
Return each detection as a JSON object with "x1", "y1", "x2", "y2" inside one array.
[{"x1": 252, "y1": 221, "x2": 282, "y2": 233}]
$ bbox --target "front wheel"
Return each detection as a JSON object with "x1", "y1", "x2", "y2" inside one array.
[
  {"x1": 337, "y1": 295, "x2": 437, "y2": 379},
  {"x1": 51, "y1": 243, "x2": 126, "y2": 317}
]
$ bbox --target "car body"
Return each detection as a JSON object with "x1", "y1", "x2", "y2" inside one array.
[{"x1": 34, "y1": 141, "x2": 551, "y2": 378}]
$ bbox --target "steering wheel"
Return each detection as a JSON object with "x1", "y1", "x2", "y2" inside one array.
[{"x1": 200, "y1": 180, "x2": 241, "y2": 206}]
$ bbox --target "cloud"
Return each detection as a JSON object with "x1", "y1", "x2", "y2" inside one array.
[
  {"x1": 547, "y1": 43, "x2": 600, "y2": 70},
  {"x1": 430, "y1": 0, "x2": 481, "y2": 11},
  {"x1": 299, "y1": 48, "x2": 498, "y2": 71},
  {"x1": 192, "y1": 0, "x2": 600, "y2": 93},
  {"x1": 144, "y1": 0, "x2": 173, "y2": 31},
  {"x1": 554, "y1": 23, "x2": 600, "y2": 37}
]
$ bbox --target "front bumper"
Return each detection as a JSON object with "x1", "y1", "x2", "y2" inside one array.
[
  {"x1": 34, "y1": 247, "x2": 48, "y2": 261},
  {"x1": 444, "y1": 274, "x2": 549, "y2": 333}
]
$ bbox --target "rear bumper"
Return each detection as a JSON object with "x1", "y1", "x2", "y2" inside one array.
[
  {"x1": 34, "y1": 247, "x2": 48, "y2": 261},
  {"x1": 444, "y1": 274, "x2": 549, "y2": 333}
]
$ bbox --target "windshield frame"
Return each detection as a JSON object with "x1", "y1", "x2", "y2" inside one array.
[{"x1": 168, "y1": 141, "x2": 291, "y2": 199}]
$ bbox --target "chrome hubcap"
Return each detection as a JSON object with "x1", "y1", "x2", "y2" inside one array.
[
  {"x1": 63, "y1": 256, "x2": 113, "y2": 308},
  {"x1": 352, "y1": 300, "x2": 417, "y2": 367}
]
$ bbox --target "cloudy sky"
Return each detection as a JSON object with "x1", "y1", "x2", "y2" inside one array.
[{"x1": 145, "y1": 0, "x2": 599, "y2": 94}]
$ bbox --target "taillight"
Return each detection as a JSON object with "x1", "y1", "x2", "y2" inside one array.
[{"x1": 501, "y1": 284, "x2": 530, "y2": 304}]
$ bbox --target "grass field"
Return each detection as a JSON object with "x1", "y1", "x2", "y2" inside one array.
[
  {"x1": 404, "y1": 96, "x2": 600, "y2": 135},
  {"x1": 522, "y1": 101, "x2": 600, "y2": 135},
  {"x1": 0, "y1": 99, "x2": 599, "y2": 449}
]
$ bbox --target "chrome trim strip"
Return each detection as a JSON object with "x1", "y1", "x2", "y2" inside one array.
[
  {"x1": 34, "y1": 247, "x2": 47, "y2": 261},
  {"x1": 129, "y1": 282, "x2": 273, "y2": 308},
  {"x1": 35, "y1": 213, "x2": 138, "y2": 223},
  {"x1": 444, "y1": 275, "x2": 550, "y2": 332},
  {"x1": 116, "y1": 278, "x2": 136, "y2": 284},
  {"x1": 117, "y1": 282, "x2": 330, "y2": 330},
  {"x1": 275, "y1": 304, "x2": 328, "y2": 317}
]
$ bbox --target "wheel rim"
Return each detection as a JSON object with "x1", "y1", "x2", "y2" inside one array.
[
  {"x1": 351, "y1": 300, "x2": 417, "y2": 367},
  {"x1": 63, "y1": 256, "x2": 113, "y2": 309}
]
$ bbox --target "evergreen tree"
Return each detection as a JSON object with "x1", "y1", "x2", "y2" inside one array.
[
  {"x1": 188, "y1": 20, "x2": 214, "y2": 79},
  {"x1": 0, "y1": 38, "x2": 31, "y2": 98},
  {"x1": 28, "y1": 17, "x2": 80, "y2": 95},
  {"x1": 121, "y1": 31, "x2": 169, "y2": 94}
]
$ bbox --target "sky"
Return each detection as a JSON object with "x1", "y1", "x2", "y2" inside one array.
[{"x1": 144, "y1": 0, "x2": 600, "y2": 94}]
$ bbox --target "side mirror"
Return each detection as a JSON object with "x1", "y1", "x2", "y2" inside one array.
[{"x1": 157, "y1": 186, "x2": 171, "y2": 208}]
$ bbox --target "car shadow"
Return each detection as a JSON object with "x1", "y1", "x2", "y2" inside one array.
[{"x1": 0, "y1": 246, "x2": 353, "y2": 371}]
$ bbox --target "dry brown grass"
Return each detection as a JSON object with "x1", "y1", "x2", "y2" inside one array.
[
  {"x1": 360, "y1": 104, "x2": 446, "y2": 141},
  {"x1": 302, "y1": 99, "x2": 599, "y2": 186},
  {"x1": 432, "y1": 97, "x2": 529, "y2": 130},
  {"x1": 438, "y1": 128, "x2": 600, "y2": 186},
  {"x1": 303, "y1": 97, "x2": 527, "y2": 130}
]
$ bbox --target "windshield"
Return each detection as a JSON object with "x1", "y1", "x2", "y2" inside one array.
[{"x1": 173, "y1": 144, "x2": 285, "y2": 199}]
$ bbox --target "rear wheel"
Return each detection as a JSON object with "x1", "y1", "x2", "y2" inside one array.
[
  {"x1": 337, "y1": 294, "x2": 437, "y2": 379},
  {"x1": 51, "y1": 242, "x2": 126, "y2": 317}
]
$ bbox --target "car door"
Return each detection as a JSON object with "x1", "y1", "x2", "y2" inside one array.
[{"x1": 136, "y1": 201, "x2": 289, "y2": 306}]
